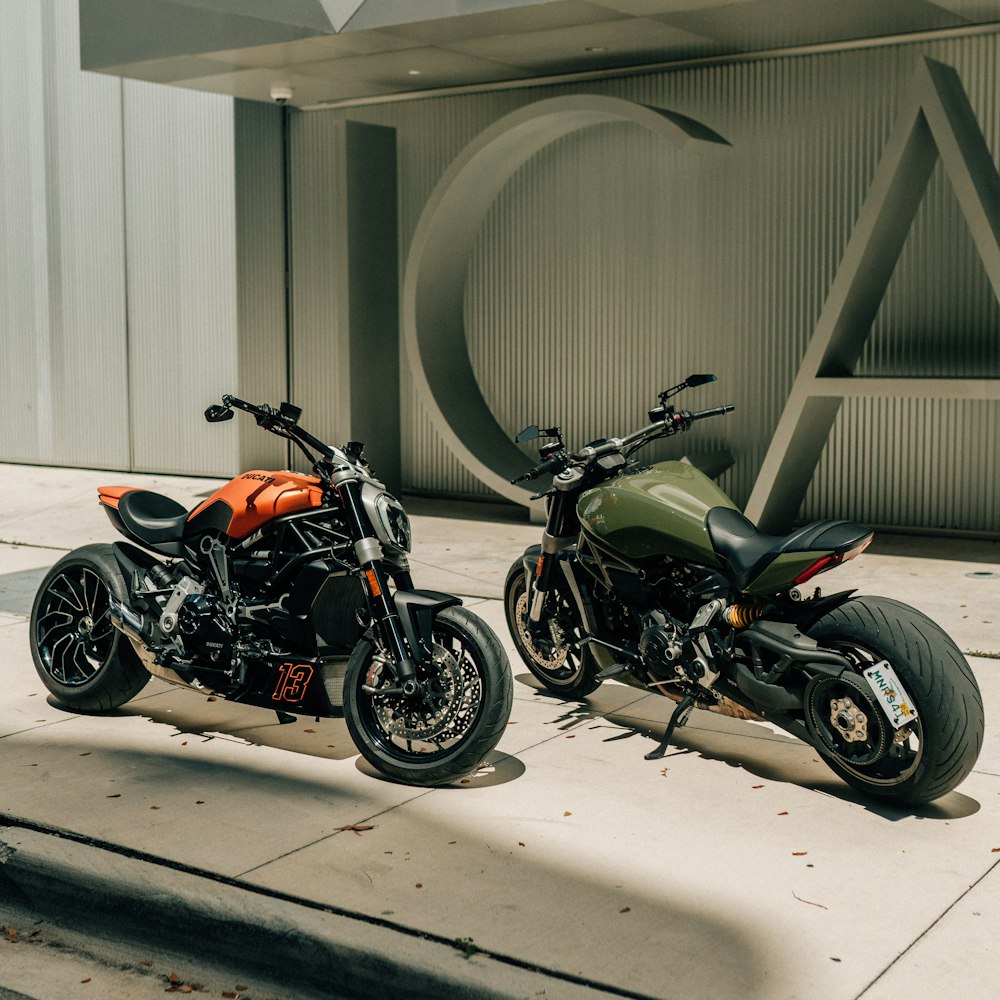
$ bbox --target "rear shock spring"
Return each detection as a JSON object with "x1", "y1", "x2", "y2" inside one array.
[{"x1": 723, "y1": 601, "x2": 767, "y2": 630}]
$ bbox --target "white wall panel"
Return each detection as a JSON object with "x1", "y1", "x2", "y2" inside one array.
[
  {"x1": 123, "y1": 80, "x2": 240, "y2": 476},
  {"x1": 0, "y1": 0, "x2": 129, "y2": 469}
]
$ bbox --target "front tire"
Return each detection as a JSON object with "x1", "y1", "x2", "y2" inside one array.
[
  {"x1": 503, "y1": 558, "x2": 601, "y2": 698},
  {"x1": 804, "y1": 596, "x2": 984, "y2": 805},
  {"x1": 30, "y1": 544, "x2": 150, "y2": 712},
  {"x1": 344, "y1": 606, "x2": 513, "y2": 786}
]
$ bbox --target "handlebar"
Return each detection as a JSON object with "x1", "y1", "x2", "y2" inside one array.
[
  {"x1": 510, "y1": 401, "x2": 734, "y2": 484},
  {"x1": 204, "y1": 394, "x2": 352, "y2": 468}
]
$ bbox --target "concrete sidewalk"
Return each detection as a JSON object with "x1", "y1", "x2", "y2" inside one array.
[{"x1": 1, "y1": 463, "x2": 998, "y2": 999}]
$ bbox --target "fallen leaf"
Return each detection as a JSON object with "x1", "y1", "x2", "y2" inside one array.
[
  {"x1": 168, "y1": 972, "x2": 181, "y2": 984},
  {"x1": 335, "y1": 824, "x2": 375, "y2": 835},
  {"x1": 150, "y1": 806, "x2": 161, "y2": 810},
  {"x1": 448, "y1": 841, "x2": 457, "y2": 845},
  {"x1": 222, "y1": 993, "x2": 239, "y2": 999},
  {"x1": 195, "y1": 800, "x2": 205, "y2": 805},
  {"x1": 106, "y1": 794, "x2": 121, "y2": 799},
  {"x1": 752, "y1": 784, "x2": 764, "y2": 789},
  {"x1": 79, "y1": 752, "x2": 91, "y2": 757},
  {"x1": 518, "y1": 842, "x2": 525, "y2": 847},
  {"x1": 180, "y1": 742, "x2": 187, "y2": 746},
  {"x1": 179, "y1": 987, "x2": 193, "y2": 994},
  {"x1": 992, "y1": 847, "x2": 1000, "y2": 853},
  {"x1": 792, "y1": 851, "x2": 808, "y2": 856},
  {"x1": 207, "y1": 696, "x2": 217, "y2": 702},
  {"x1": 81, "y1": 977, "x2": 91, "y2": 983},
  {"x1": 235, "y1": 986, "x2": 247, "y2": 991},
  {"x1": 415, "y1": 883, "x2": 423, "y2": 889},
  {"x1": 563, "y1": 811, "x2": 572, "y2": 817},
  {"x1": 565, "y1": 735, "x2": 575, "y2": 739},
  {"x1": 620, "y1": 907, "x2": 631, "y2": 914},
  {"x1": 778, "y1": 811, "x2": 789, "y2": 816},
  {"x1": 304, "y1": 729, "x2": 316, "y2": 733}
]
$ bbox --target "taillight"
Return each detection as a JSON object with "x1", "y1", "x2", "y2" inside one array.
[{"x1": 793, "y1": 535, "x2": 872, "y2": 586}]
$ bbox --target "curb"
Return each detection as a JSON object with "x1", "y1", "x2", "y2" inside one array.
[{"x1": 0, "y1": 817, "x2": 647, "y2": 1000}]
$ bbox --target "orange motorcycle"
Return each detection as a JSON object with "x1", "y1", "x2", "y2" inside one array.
[{"x1": 29, "y1": 396, "x2": 512, "y2": 786}]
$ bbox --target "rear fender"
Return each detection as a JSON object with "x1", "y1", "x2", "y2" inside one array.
[{"x1": 783, "y1": 589, "x2": 858, "y2": 631}]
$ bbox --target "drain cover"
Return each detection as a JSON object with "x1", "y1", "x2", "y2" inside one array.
[{"x1": 964, "y1": 570, "x2": 1000, "y2": 579}]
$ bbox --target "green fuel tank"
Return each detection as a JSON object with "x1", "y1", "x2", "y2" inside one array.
[{"x1": 576, "y1": 460, "x2": 737, "y2": 565}]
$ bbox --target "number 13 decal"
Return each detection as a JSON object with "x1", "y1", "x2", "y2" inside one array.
[{"x1": 273, "y1": 662, "x2": 314, "y2": 702}]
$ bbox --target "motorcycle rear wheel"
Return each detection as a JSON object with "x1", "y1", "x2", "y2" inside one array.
[
  {"x1": 344, "y1": 606, "x2": 513, "y2": 786},
  {"x1": 503, "y1": 558, "x2": 602, "y2": 698},
  {"x1": 30, "y1": 544, "x2": 150, "y2": 712},
  {"x1": 804, "y1": 596, "x2": 983, "y2": 805}
]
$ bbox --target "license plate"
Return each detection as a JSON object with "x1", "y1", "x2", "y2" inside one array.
[{"x1": 862, "y1": 661, "x2": 918, "y2": 729}]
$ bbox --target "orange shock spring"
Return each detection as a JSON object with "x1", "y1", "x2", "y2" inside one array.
[{"x1": 723, "y1": 601, "x2": 766, "y2": 630}]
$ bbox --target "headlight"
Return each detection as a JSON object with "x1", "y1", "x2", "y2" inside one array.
[{"x1": 366, "y1": 489, "x2": 412, "y2": 553}]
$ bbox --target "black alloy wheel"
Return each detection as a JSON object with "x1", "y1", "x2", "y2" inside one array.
[{"x1": 30, "y1": 544, "x2": 150, "y2": 711}]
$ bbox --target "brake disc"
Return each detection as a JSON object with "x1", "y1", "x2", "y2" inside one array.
[
  {"x1": 373, "y1": 645, "x2": 472, "y2": 743},
  {"x1": 514, "y1": 592, "x2": 568, "y2": 669}
]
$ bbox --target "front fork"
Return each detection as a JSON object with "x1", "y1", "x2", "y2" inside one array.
[
  {"x1": 526, "y1": 477, "x2": 583, "y2": 635},
  {"x1": 336, "y1": 478, "x2": 456, "y2": 696}
]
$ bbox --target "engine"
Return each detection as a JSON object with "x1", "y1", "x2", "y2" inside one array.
[
  {"x1": 637, "y1": 610, "x2": 684, "y2": 678},
  {"x1": 137, "y1": 563, "x2": 233, "y2": 664}
]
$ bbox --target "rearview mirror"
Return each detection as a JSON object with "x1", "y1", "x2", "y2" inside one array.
[
  {"x1": 515, "y1": 425, "x2": 540, "y2": 444},
  {"x1": 686, "y1": 373, "x2": 717, "y2": 387}
]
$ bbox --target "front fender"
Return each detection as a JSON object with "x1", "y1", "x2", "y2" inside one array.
[{"x1": 393, "y1": 589, "x2": 462, "y2": 661}]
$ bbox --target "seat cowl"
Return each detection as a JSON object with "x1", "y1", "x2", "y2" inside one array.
[
  {"x1": 97, "y1": 486, "x2": 140, "y2": 510},
  {"x1": 707, "y1": 507, "x2": 872, "y2": 591}
]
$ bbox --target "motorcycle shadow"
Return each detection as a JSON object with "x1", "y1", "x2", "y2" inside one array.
[
  {"x1": 517, "y1": 676, "x2": 981, "y2": 822},
  {"x1": 74, "y1": 684, "x2": 528, "y2": 789}
]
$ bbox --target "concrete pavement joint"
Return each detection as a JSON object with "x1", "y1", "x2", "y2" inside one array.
[
  {"x1": 0, "y1": 812, "x2": 660, "y2": 1000},
  {"x1": 0, "y1": 539, "x2": 70, "y2": 552},
  {"x1": 853, "y1": 854, "x2": 1000, "y2": 999}
]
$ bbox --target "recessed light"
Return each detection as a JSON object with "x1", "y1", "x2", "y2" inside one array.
[
  {"x1": 408, "y1": 69, "x2": 422, "y2": 76},
  {"x1": 585, "y1": 46, "x2": 607, "y2": 53}
]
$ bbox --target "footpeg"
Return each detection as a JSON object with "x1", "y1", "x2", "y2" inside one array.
[{"x1": 595, "y1": 663, "x2": 627, "y2": 681}]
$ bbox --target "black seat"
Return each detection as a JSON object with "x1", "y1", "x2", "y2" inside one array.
[
  {"x1": 117, "y1": 490, "x2": 189, "y2": 550},
  {"x1": 706, "y1": 507, "x2": 871, "y2": 590}
]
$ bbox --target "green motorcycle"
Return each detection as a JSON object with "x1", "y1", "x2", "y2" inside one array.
[{"x1": 504, "y1": 375, "x2": 983, "y2": 805}]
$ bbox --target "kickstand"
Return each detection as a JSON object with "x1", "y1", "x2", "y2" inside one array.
[
  {"x1": 644, "y1": 694, "x2": 695, "y2": 761},
  {"x1": 275, "y1": 710, "x2": 296, "y2": 725}
]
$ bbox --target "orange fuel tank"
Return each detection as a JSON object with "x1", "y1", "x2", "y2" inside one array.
[{"x1": 187, "y1": 471, "x2": 323, "y2": 540}]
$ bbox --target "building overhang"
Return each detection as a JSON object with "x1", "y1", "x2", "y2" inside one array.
[{"x1": 80, "y1": 0, "x2": 1000, "y2": 108}]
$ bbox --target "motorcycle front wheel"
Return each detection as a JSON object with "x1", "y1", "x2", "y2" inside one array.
[
  {"x1": 804, "y1": 596, "x2": 984, "y2": 805},
  {"x1": 344, "y1": 606, "x2": 513, "y2": 786},
  {"x1": 503, "y1": 558, "x2": 602, "y2": 698},
  {"x1": 30, "y1": 544, "x2": 150, "y2": 712}
]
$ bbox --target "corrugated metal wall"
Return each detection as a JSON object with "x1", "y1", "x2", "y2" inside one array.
[
  {"x1": 308, "y1": 31, "x2": 1000, "y2": 533},
  {"x1": 0, "y1": 0, "x2": 240, "y2": 477},
  {"x1": 2, "y1": 7, "x2": 998, "y2": 531},
  {"x1": 0, "y1": 0, "x2": 129, "y2": 469},
  {"x1": 122, "y1": 80, "x2": 239, "y2": 475}
]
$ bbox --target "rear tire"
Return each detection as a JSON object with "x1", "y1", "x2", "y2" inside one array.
[
  {"x1": 30, "y1": 544, "x2": 150, "y2": 712},
  {"x1": 805, "y1": 596, "x2": 983, "y2": 805},
  {"x1": 344, "y1": 606, "x2": 512, "y2": 786},
  {"x1": 503, "y1": 558, "x2": 602, "y2": 699}
]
